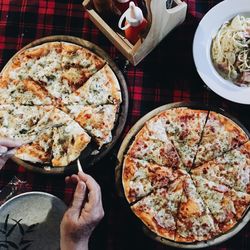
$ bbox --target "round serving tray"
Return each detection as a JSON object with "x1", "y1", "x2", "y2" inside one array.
[
  {"x1": 1, "y1": 35, "x2": 128, "y2": 175},
  {"x1": 0, "y1": 192, "x2": 67, "y2": 250},
  {"x1": 115, "y1": 102, "x2": 250, "y2": 248}
]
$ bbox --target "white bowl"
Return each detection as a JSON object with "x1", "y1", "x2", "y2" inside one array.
[{"x1": 193, "y1": 0, "x2": 250, "y2": 104}]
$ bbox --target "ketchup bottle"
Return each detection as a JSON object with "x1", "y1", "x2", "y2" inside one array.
[{"x1": 118, "y1": 2, "x2": 148, "y2": 45}]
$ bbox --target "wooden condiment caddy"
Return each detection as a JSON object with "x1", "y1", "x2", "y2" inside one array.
[{"x1": 82, "y1": 0, "x2": 187, "y2": 65}]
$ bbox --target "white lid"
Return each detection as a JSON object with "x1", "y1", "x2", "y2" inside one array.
[
  {"x1": 126, "y1": 2, "x2": 144, "y2": 27},
  {"x1": 118, "y1": 2, "x2": 144, "y2": 30}
]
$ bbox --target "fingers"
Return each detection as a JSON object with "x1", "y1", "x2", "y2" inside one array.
[
  {"x1": 71, "y1": 181, "x2": 87, "y2": 216},
  {"x1": 65, "y1": 174, "x2": 79, "y2": 185},
  {"x1": 78, "y1": 172, "x2": 102, "y2": 212},
  {"x1": 0, "y1": 156, "x2": 9, "y2": 170},
  {"x1": 0, "y1": 138, "x2": 26, "y2": 148},
  {"x1": 0, "y1": 145, "x2": 7, "y2": 154}
]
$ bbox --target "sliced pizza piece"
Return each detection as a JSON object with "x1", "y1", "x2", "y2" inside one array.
[
  {"x1": 194, "y1": 111, "x2": 249, "y2": 167},
  {"x1": 14, "y1": 127, "x2": 53, "y2": 164},
  {"x1": 175, "y1": 175, "x2": 219, "y2": 242},
  {"x1": 122, "y1": 156, "x2": 181, "y2": 203},
  {"x1": 191, "y1": 141, "x2": 250, "y2": 194},
  {"x1": 64, "y1": 104, "x2": 117, "y2": 148},
  {"x1": 192, "y1": 175, "x2": 250, "y2": 233},
  {"x1": 155, "y1": 108, "x2": 208, "y2": 169},
  {"x1": 0, "y1": 105, "x2": 54, "y2": 141},
  {"x1": 62, "y1": 64, "x2": 122, "y2": 106},
  {"x1": 0, "y1": 77, "x2": 55, "y2": 105},
  {"x1": 51, "y1": 120, "x2": 91, "y2": 167},
  {"x1": 127, "y1": 126, "x2": 183, "y2": 169},
  {"x1": 131, "y1": 173, "x2": 187, "y2": 240},
  {"x1": 61, "y1": 42, "x2": 106, "y2": 91},
  {"x1": 3, "y1": 42, "x2": 62, "y2": 82}
]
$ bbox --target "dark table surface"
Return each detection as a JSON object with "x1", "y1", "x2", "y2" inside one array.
[{"x1": 0, "y1": 0, "x2": 249, "y2": 249}]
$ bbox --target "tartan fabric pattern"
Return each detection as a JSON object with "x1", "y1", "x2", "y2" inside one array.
[{"x1": 0, "y1": 1, "x2": 249, "y2": 249}]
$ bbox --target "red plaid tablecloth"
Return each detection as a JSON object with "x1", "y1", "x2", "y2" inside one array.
[{"x1": 0, "y1": 1, "x2": 249, "y2": 249}]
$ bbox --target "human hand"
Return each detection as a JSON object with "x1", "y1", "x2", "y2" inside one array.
[
  {"x1": 60, "y1": 172, "x2": 104, "y2": 250},
  {"x1": 0, "y1": 138, "x2": 25, "y2": 170}
]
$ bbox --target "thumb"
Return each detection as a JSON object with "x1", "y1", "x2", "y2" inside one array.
[
  {"x1": 0, "y1": 156, "x2": 9, "y2": 170},
  {"x1": 70, "y1": 181, "x2": 86, "y2": 215}
]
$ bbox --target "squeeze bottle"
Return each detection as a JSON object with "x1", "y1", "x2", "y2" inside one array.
[{"x1": 118, "y1": 2, "x2": 148, "y2": 45}]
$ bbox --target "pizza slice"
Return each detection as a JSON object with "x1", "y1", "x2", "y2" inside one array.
[
  {"x1": 0, "y1": 104, "x2": 54, "y2": 141},
  {"x1": 175, "y1": 175, "x2": 219, "y2": 242},
  {"x1": 14, "y1": 127, "x2": 53, "y2": 164},
  {"x1": 122, "y1": 156, "x2": 181, "y2": 203},
  {"x1": 0, "y1": 77, "x2": 55, "y2": 105},
  {"x1": 61, "y1": 42, "x2": 106, "y2": 91},
  {"x1": 155, "y1": 108, "x2": 208, "y2": 169},
  {"x1": 192, "y1": 175, "x2": 250, "y2": 233},
  {"x1": 3, "y1": 42, "x2": 62, "y2": 82},
  {"x1": 194, "y1": 111, "x2": 249, "y2": 167},
  {"x1": 131, "y1": 173, "x2": 187, "y2": 240},
  {"x1": 51, "y1": 120, "x2": 91, "y2": 167},
  {"x1": 64, "y1": 104, "x2": 117, "y2": 148},
  {"x1": 191, "y1": 141, "x2": 250, "y2": 194},
  {"x1": 127, "y1": 126, "x2": 183, "y2": 169},
  {"x1": 62, "y1": 64, "x2": 122, "y2": 106}
]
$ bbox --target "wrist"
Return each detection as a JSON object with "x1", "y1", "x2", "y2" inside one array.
[{"x1": 60, "y1": 236, "x2": 89, "y2": 250}]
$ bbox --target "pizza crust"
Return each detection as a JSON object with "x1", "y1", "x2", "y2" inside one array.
[
  {"x1": 0, "y1": 41, "x2": 121, "y2": 167},
  {"x1": 122, "y1": 107, "x2": 250, "y2": 243}
]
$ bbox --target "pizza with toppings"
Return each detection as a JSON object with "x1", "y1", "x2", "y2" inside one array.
[
  {"x1": 122, "y1": 156, "x2": 181, "y2": 203},
  {"x1": 121, "y1": 106, "x2": 250, "y2": 243},
  {"x1": 191, "y1": 141, "x2": 250, "y2": 194},
  {"x1": 131, "y1": 173, "x2": 187, "y2": 240},
  {"x1": 0, "y1": 41, "x2": 122, "y2": 167},
  {"x1": 192, "y1": 175, "x2": 250, "y2": 232},
  {"x1": 194, "y1": 111, "x2": 248, "y2": 167}
]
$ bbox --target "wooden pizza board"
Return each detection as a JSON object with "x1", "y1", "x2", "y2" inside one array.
[
  {"x1": 1, "y1": 35, "x2": 128, "y2": 175},
  {"x1": 115, "y1": 102, "x2": 250, "y2": 248}
]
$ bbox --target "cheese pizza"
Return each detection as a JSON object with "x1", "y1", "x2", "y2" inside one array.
[
  {"x1": 0, "y1": 41, "x2": 122, "y2": 167},
  {"x1": 122, "y1": 107, "x2": 250, "y2": 243}
]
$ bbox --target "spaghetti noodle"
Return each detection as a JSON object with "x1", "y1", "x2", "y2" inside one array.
[{"x1": 211, "y1": 15, "x2": 250, "y2": 86}]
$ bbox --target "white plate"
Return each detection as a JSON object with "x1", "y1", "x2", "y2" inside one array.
[
  {"x1": 193, "y1": 0, "x2": 250, "y2": 104},
  {"x1": 0, "y1": 192, "x2": 67, "y2": 250}
]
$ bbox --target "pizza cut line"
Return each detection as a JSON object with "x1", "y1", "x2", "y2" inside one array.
[
  {"x1": 122, "y1": 107, "x2": 250, "y2": 243},
  {"x1": 0, "y1": 41, "x2": 122, "y2": 167}
]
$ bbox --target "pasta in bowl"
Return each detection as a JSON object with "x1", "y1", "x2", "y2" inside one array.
[
  {"x1": 193, "y1": 0, "x2": 250, "y2": 104},
  {"x1": 211, "y1": 15, "x2": 250, "y2": 86}
]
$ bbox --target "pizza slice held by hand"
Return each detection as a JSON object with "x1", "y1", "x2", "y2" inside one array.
[
  {"x1": 63, "y1": 104, "x2": 117, "y2": 148},
  {"x1": 51, "y1": 120, "x2": 91, "y2": 167},
  {"x1": 192, "y1": 175, "x2": 250, "y2": 233},
  {"x1": 194, "y1": 111, "x2": 249, "y2": 167},
  {"x1": 14, "y1": 127, "x2": 53, "y2": 164},
  {"x1": 191, "y1": 141, "x2": 250, "y2": 194},
  {"x1": 175, "y1": 176, "x2": 219, "y2": 242},
  {"x1": 0, "y1": 105, "x2": 54, "y2": 141},
  {"x1": 122, "y1": 156, "x2": 181, "y2": 203},
  {"x1": 131, "y1": 173, "x2": 186, "y2": 241}
]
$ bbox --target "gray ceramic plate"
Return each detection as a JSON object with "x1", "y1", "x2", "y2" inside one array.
[{"x1": 0, "y1": 192, "x2": 67, "y2": 250}]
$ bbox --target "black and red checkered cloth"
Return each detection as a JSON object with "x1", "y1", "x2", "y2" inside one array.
[{"x1": 0, "y1": 1, "x2": 249, "y2": 249}]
